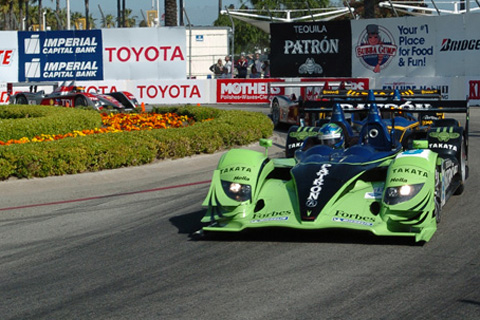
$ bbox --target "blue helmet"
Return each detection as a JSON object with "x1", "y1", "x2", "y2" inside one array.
[{"x1": 318, "y1": 123, "x2": 344, "y2": 148}]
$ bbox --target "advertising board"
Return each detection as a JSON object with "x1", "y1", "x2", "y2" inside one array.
[
  {"x1": 77, "y1": 79, "x2": 208, "y2": 105},
  {"x1": 270, "y1": 21, "x2": 352, "y2": 78},
  {"x1": 216, "y1": 79, "x2": 285, "y2": 103},
  {"x1": 17, "y1": 30, "x2": 103, "y2": 82},
  {"x1": 102, "y1": 27, "x2": 186, "y2": 81},
  {"x1": 0, "y1": 32, "x2": 18, "y2": 82}
]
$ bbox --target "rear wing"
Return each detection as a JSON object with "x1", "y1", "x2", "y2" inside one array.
[
  {"x1": 267, "y1": 80, "x2": 354, "y2": 101},
  {"x1": 302, "y1": 99, "x2": 467, "y2": 113},
  {"x1": 7, "y1": 81, "x2": 59, "y2": 95},
  {"x1": 314, "y1": 89, "x2": 442, "y2": 100}
]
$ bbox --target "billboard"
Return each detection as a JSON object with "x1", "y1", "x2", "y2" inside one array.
[
  {"x1": 0, "y1": 31, "x2": 18, "y2": 82},
  {"x1": 216, "y1": 79, "x2": 285, "y2": 103},
  {"x1": 270, "y1": 21, "x2": 352, "y2": 78},
  {"x1": 102, "y1": 27, "x2": 186, "y2": 80},
  {"x1": 352, "y1": 17, "x2": 436, "y2": 77},
  {"x1": 17, "y1": 30, "x2": 103, "y2": 82}
]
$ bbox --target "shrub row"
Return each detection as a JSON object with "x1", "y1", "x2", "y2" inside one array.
[
  {"x1": 0, "y1": 105, "x2": 273, "y2": 180},
  {"x1": 0, "y1": 105, "x2": 102, "y2": 141}
]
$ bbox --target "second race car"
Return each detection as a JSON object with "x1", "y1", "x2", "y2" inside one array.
[{"x1": 8, "y1": 81, "x2": 140, "y2": 111}]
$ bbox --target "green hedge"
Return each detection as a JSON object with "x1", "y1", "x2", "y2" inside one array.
[
  {"x1": 0, "y1": 105, "x2": 102, "y2": 141},
  {"x1": 0, "y1": 105, "x2": 273, "y2": 180}
]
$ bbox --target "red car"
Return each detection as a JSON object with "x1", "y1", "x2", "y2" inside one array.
[{"x1": 8, "y1": 81, "x2": 140, "y2": 111}]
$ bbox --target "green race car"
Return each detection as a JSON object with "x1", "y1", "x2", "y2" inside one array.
[{"x1": 201, "y1": 92, "x2": 468, "y2": 242}]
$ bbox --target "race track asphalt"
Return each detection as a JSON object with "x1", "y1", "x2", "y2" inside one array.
[{"x1": 0, "y1": 106, "x2": 479, "y2": 320}]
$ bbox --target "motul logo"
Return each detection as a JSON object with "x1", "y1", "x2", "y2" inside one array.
[
  {"x1": 470, "y1": 81, "x2": 480, "y2": 100},
  {"x1": 440, "y1": 38, "x2": 480, "y2": 51},
  {"x1": 0, "y1": 49, "x2": 14, "y2": 66},
  {"x1": 221, "y1": 82, "x2": 271, "y2": 95}
]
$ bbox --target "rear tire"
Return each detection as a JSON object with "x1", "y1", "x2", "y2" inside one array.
[
  {"x1": 16, "y1": 95, "x2": 28, "y2": 105},
  {"x1": 74, "y1": 95, "x2": 88, "y2": 107}
]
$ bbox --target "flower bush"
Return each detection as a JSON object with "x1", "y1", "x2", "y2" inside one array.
[
  {"x1": 0, "y1": 111, "x2": 195, "y2": 146},
  {"x1": 0, "y1": 105, "x2": 273, "y2": 180}
]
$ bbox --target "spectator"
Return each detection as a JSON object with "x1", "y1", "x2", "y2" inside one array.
[
  {"x1": 250, "y1": 53, "x2": 263, "y2": 78},
  {"x1": 223, "y1": 55, "x2": 232, "y2": 78},
  {"x1": 261, "y1": 60, "x2": 270, "y2": 78},
  {"x1": 235, "y1": 55, "x2": 248, "y2": 78},
  {"x1": 209, "y1": 59, "x2": 224, "y2": 78}
]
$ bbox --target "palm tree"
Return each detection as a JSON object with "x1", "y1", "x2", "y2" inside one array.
[
  {"x1": 102, "y1": 13, "x2": 115, "y2": 28},
  {"x1": 123, "y1": 8, "x2": 136, "y2": 27},
  {"x1": 164, "y1": 0, "x2": 177, "y2": 26}
]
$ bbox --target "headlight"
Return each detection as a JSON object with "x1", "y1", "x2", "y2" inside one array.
[
  {"x1": 384, "y1": 183, "x2": 424, "y2": 205},
  {"x1": 221, "y1": 180, "x2": 251, "y2": 202}
]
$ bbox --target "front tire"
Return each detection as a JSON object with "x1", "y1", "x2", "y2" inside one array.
[
  {"x1": 454, "y1": 138, "x2": 467, "y2": 195},
  {"x1": 271, "y1": 99, "x2": 280, "y2": 128},
  {"x1": 434, "y1": 168, "x2": 442, "y2": 224}
]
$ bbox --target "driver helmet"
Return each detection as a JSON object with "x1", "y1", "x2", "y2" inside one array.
[{"x1": 318, "y1": 123, "x2": 344, "y2": 149}]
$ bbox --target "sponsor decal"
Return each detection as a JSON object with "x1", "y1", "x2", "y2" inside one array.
[
  {"x1": 397, "y1": 149, "x2": 430, "y2": 160},
  {"x1": 332, "y1": 210, "x2": 375, "y2": 226},
  {"x1": 251, "y1": 217, "x2": 289, "y2": 223},
  {"x1": 18, "y1": 30, "x2": 103, "y2": 81},
  {"x1": 390, "y1": 177, "x2": 407, "y2": 183},
  {"x1": 306, "y1": 164, "x2": 331, "y2": 208},
  {"x1": 300, "y1": 78, "x2": 368, "y2": 99},
  {"x1": 251, "y1": 210, "x2": 291, "y2": 223},
  {"x1": 104, "y1": 46, "x2": 184, "y2": 63},
  {"x1": 440, "y1": 38, "x2": 480, "y2": 52},
  {"x1": 334, "y1": 101, "x2": 432, "y2": 110},
  {"x1": 287, "y1": 142, "x2": 303, "y2": 150},
  {"x1": 269, "y1": 21, "x2": 351, "y2": 77},
  {"x1": 429, "y1": 128, "x2": 460, "y2": 142},
  {"x1": 355, "y1": 24, "x2": 397, "y2": 73},
  {"x1": 0, "y1": 49, "x2": 14, "y2": 66},
  {"x1": 233, "y1": 176, "x2": 250, "y2": 182},
  {"x1": 283, "y1": 27, "x2": 339, "y2": 55},
  {"x1": 289, "y1": 128, "x2": 318, "y2": 140},
  {"x1": 392, "y1": 167, "x2": 428, "y2": 178},
  {"x1": 469, "y1": 81, "x2": 480, "y2": 100},
  {"x1": 217, "y1": 79, "x2": 284, "y2": 103},
  {"x1": 442, "y1": 159, "x2": 458, "y2": 189},
  {"x1": 364, "y1": 186, "x2": 384, "y2": 199},
  {"x1": 298, "y1": 58, "x2": 323, "y2": 75},
  {"x1": 0, "y1": 91, "x2": 9, "y2": 103},
  {"x1": 429, "y1": 143, "x2": 458, "y2": 152},
  {"x1": 85, "y1": 85, "x2": 119, "y2": 94},
  {"x1": 137, "y1": 84, "x2": 201, "y2": 99},
  {"x1": 220, "y1": 166, "x2": 252, "y2": 175}
]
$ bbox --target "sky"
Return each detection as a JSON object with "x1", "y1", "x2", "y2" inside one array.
[{"x1": 44, "y1": 0, "x2": 244, "y2": 27}]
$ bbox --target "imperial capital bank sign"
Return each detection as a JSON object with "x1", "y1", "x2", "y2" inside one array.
[{"x1": 18, "y1": 30, "x2": 103, "y2": 81}]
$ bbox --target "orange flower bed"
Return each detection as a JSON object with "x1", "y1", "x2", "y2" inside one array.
[{"x1": 0, "y1": 112, "x2": 195, "y2": 146}]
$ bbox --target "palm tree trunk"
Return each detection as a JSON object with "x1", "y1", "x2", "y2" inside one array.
[
  {"x1": 19, "y1": 0, "x2": 24, "y2": 30},
  {"x1": 38, "y1": 0, "x2": 42, "y2": 30},
  {"x1": 164, "y1": 0, "x2": 177, "y2": 26},
  {"x1": 56, "y1": 0, "x2": 60, "y2": 29},
  {"x1": 85, "y1": 0, "x2": 89, "y2": 29}
]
